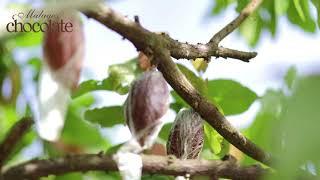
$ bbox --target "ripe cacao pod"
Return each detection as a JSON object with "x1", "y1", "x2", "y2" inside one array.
[
  {"x1": 167, "y1": 109, "x2": 204, "y2": 159},
  {"x1": 125, "y1": 69, "x2": 169, "y2": 148}
]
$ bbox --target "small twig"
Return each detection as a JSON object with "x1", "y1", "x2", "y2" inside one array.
[
  {"x1": 0, "y1": 117, "x2": 33, "y2": 169},
  {"x1": 209, "y1": 0, "x2": 263, "y2": 45},
  {"x1": 0, "y1": 154, "x2": 267, "y2": 180},
  {"x1": 163, "y1": 38, "x2": 257, "y2": 62},
  {"x1": 216, "y1": 47, "x2": 257, "y2": 62}
]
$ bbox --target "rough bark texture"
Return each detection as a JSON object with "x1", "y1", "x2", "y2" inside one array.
[{"x1": 0, "y1": 154, "x2": 266, "y2": 180}]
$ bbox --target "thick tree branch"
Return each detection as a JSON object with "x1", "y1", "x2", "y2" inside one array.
[
  {"x1": 0, "y1": 117, "x2": 33, "y2": 169},
  {"x1": 0, "y1": 154, "x2": 266, "y2": 180},
  {"x1": 83, "y1": 2, "x2": 272, "y2": 165},
  {"x1": 209, "y1": 0, "x2": 263, "y2": 45}
]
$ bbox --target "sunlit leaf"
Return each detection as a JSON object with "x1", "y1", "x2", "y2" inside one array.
[
  {"x1": 207, "y1": 79, "x2": 257, "y2": 115},
  {"x1": 275, "y1": 0, "x2": 290, "y2": 15},
  {"x1": 73, "y1": 58, "x2": 142, "y2": 98},
  {"x1": 108, "y1": 58, "x2": 142, "y2": 92},
  {"x1": 204, "y1": 122, "x2": 228, "y2": 156},
  {"x1": 14, "y1": 32, "x2": 43, "y2": 47},
  {"x1": 239, "y1": 13, "x2": 263, "y2": 46},
  {"x1": 191, "y1": 58, "x2": 208, "y2": 73},
  {"x1": 293, "y1": 0, "x2": 306, "y2": 21}
]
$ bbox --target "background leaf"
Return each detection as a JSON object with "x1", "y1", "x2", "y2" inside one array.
[
  {"x1": 207, "y1": 79, "x2": 257, "y2": 115},
  {"x1": 275, "y1": 0, "x2": 290, "y2": 15},
  {"x1": 284, "y1": 66, "x2": 297, "y2": 89},
  {"x1": 13, "y1": 32, "x2": 43, "y2": 47},
  {"x1": 73, "y1": 58, "x2": 142, "y2": 98},
  {"x1": 177, "y1": 64, "x2": 207, "y2": 95},
  {"x1": 60, "y1": 95, "x2": 110, "y2": 150},
  {"x1": 84, "y1": 106, "x2": 124, "y2": 127},
  {"x1": 159, "y1": 123, "x2": 173, "y2": 141}
]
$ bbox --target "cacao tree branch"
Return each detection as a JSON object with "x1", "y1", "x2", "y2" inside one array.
[
  {"x1": 0, "y1": 117, "x2": 33, "y2": 169},
  {"x1": 209, "y1": 0, "x2": 263, "y2": 45},
  {"x1": 84, "y1": 5, "x2": 257, "y2": 62},
  {"x1": 83, "y1": 3, "x2": 272, "y2": 165},
  {"x1": 0, "y1": 154, "x2": 267, "y2": 180}
]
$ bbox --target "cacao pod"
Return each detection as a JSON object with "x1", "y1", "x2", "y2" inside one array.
[
  {"x1": 43, "y1": 11, "x2": 84, "y2": 89},
  {"x1": 167, "y1": 109, "x2": 204, "y2": 159},
  {"x1": 124, "y1": 69, "x2": 169, "y2": 148},
  {"x1": 37, "y1": 11, "x2": 84, "y2": 141}
]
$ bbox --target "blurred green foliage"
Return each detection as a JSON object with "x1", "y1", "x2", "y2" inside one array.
[{"x1": 211, "y1": 0, "x2": 320, "y2": 46}]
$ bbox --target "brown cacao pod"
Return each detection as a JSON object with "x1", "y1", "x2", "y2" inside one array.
[
  {"x1": 167, "y1": 109, "x2": 204, "y2": 159},
  {"x1": 125, "y1": 70, "x2": 169, "y2": 147},
  {"x1": 43, "y1": 11, "x2": 84, "y2": 89}
]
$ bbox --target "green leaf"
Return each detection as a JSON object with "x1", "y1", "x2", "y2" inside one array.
[
  {"x1": 177, "y1": 63, "x2": 207, "y2": 95},
  {"x1": 170, "y1": 91, "x2": 189, "y2": 113},
  {"x1": 242, "y1": 89, "x2": 285, "y2": 165},
  {"x1": 204, "y1": 123, "x2": 227, "y2": 156},
  {"x1": 236, "y1": 0, "x2": 250, "y2": 12},
  {"x1": 14, "y1": 32, "x2": 43, "y2": 47},
  {"x1": 239, "y1": 13, "x2": 263, "y2": 46},
  {"x1": 275, "y1": 0, "x2": 290, "y2": 15},
  {"x1": 212, "y1": 0, "x2": 235, "y2": 14},
  {"x1": 311, "y1": 0, "x2": 320, "y2": 27},
  {"x1": 159, "y1": 123, "x2": 172, "y2": 141},
  {"x1": 287, "y1": 0, "x2": 316, "y2": 32},
  {"x1": 107, "y1": 58, "x2": 142, "y2": 93},
  {"x1": 73, "y1": 58, "x2": 142, "y2": 98},
  {"x1": 204, "y1": 123, "x2": 221, "y2": 154},
  {"x1": 263, "y1": 0, "x2": 277, "y2": 37},
  {"x1": 142, "y1": 175, "x2": 174, "y2": 180},
  {"x1": 106, "y1": 143, "x2": 124, "y2": 155},
  {"x1": 84, "y1": 106, "x2": 124, "y2": 127},
  {"x1": 207, "y1": 79, "x2": 257, "y2": 115},
  {"x1": 191, "y1": 58, "x2": 208, "y2": 73},
  {"x1": 284, "y1": 66, "x2": 297, "y2": 89},
  {"x1": 271, "y1": 75, "x2": 320, "y2": 179},
  {"x1": 61, "y1": 95, "x2": 110, "y2": 150},
  {"x1": 293, "y1": 0, "x2": 306, "y2": 21},
  {"x1": 0, "y1": 106, "x2": 19, "y2": 139},
  {"x1": 55, "y1": 173, "x2": 83, "y2": 180}
]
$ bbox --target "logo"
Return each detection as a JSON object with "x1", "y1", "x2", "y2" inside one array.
[{"x1": 6, "y1": 9, "x2": 74, "y2": 33}]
